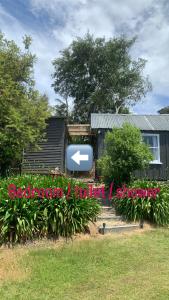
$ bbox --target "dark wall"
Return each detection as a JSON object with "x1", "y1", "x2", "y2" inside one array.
[
  {"x1": 96, "y1": 129, "x2": 169, "y2": 181},
  {"x1": 22, "y1": 117, "x2": 66, "y2": 174}
]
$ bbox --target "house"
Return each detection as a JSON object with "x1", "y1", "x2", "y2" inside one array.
[
  {"x1": 23, "y1": 113, "x2": 169, "y2": 181},
  {"x1": 22, "y1": 117, "x2": 66, "y2": 174},
  {"x1": 91, "y1": 113, "x2": 169, "y2": 180}
]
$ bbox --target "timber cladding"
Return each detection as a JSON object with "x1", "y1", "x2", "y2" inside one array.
[
  {"x1": 135, "y1": 130, "x2": 169, "y2": 181},
  {"x1": 22, "y1": 117, "x2": 66, "y2": 174}
]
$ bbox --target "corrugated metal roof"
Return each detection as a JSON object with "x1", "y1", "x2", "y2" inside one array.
[{"x1": 91, "y1": 114, "x2": 169, "y2": 131}]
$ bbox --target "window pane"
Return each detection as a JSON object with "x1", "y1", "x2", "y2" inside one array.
[
  {"x1": 143, "y1": 135, "x2": 158, "y2": 147},
  {"x1": 150, "y1": 148, "x2": 159, "y2": 161}
]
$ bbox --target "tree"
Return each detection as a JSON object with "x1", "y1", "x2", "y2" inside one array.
[
  {"x1": 55, "y1": 97, "x2": 74, "y2": 123},
  {"x1": 52, "y1": 33, "x2": 151, "y2": 123},
  {"x1": 97, "y1": 123, "x2": 153, "y2": 187},
  {"x1": 158, "y1": 106, "x2": 169, "y2": 114},
  {"x1": 0, "y1": 33, "x2": 51, "y2": 176}
]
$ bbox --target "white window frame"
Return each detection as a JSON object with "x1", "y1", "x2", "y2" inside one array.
[{"x1": 142, "y1": 133, "x2": 162, "y2": 164}]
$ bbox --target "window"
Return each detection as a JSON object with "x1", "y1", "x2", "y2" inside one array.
[{"x1": 142, "y1": 133, "x2": 161, "y2": 164}]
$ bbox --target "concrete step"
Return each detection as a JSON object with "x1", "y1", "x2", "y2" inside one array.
[
  {"x1": 101, "y1": 206, "x2": 115, "y2": 213},
  {"x1": 96, "y1": 219, "x2": 126, "y2": 227},
  {"x1": 97, "y1": 214, "x2": 122, "y2": 221},
  {"x1": 98, "y1": 206, "x2": 140, "y2": 234},
  {"x1": 98, "y1": 224, "x2": 140, "y2": 234}
]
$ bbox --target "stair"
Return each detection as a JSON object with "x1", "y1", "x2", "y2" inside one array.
[
  {"x1": 101, "y1": 206, "x2": 116, "y2": 213},
  {"x1": 97, "y1": 215, "x2": 122, "y2": 221},
  {"x1": 97, "y1": 206, "x2": 140, "y2": 234}
]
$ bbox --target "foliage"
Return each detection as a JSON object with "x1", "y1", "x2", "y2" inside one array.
[
  {"x1": 52, "y1": 33, "x2": 151, "y2": 123},
  {"x1": 0, "y1": 33, "x2": 51, "y2": 176},
  {"x1": 97, "y1": 123, "x2": 153, "y2": 186},
  {"x1": 158, "y1": 106, "x2": 169, "y2": 114},
  {"x1": 69, "y1": 136, "x2": 91, "y2": 145},
  {"x1": 0, "y1": 175, "x2": 100, "y2": 245},
  {"x1": 113, "y1": 180, "x2": 169, "y2": 226},
  {"x1": 55, "y1": 97, "x2": 74, "y2": 123}
]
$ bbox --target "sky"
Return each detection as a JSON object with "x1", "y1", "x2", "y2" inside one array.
[{"x1": 0, "y1": 0, "x2": 169, "y2": 114}]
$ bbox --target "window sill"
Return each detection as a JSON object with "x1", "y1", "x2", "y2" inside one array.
[{"x1": 149, "y1": 161, "x2": 163, "y2": 165}]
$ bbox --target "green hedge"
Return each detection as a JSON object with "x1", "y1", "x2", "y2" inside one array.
[
  {"x1": 113, "y1": 180, "x2": 169, "y2": 226},
  {"x1": 0, "y1": 175, "x2": 101, "y2": 245}
]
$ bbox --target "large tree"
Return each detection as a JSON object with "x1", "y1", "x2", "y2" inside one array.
[
  {"x1": 52, "y1": 34, "x2": 151, "y2": 123},
  {"x1": 0, "y1": 33, "x2": 51, "y2": 176}
]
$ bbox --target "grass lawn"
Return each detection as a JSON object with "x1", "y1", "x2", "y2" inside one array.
[{"x1": 0, "y1": 229, "x2": 169, "y2": 300}]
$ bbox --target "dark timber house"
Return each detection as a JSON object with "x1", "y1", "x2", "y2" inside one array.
[
  {"x1": 91, "y1": 114, "x2": 169, "y2": 180},
  {"x1": 22, "y1": 114, "x2": 169, "y2": 181},
  {"x1": 22, "y1": 117, "x2": 66, "y2": 174}
]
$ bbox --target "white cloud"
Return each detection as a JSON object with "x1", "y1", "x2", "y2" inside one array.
[
  {"x1": 0, "y1": 4, "x2": 24, "y2": 44},
  {"x1": 134, "y1": 95, "x2": 163, "y2": 114}
]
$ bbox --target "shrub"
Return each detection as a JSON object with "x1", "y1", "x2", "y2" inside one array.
[
  {"x1": 0, "y1": 175, "x2": 101, "y2": 245},
  {"x1": 113, "y1": 180, "x2": 169, "y2": 226},
  {"x1": 97, "y1": 123, "x2": 153, "y2": 187}
]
